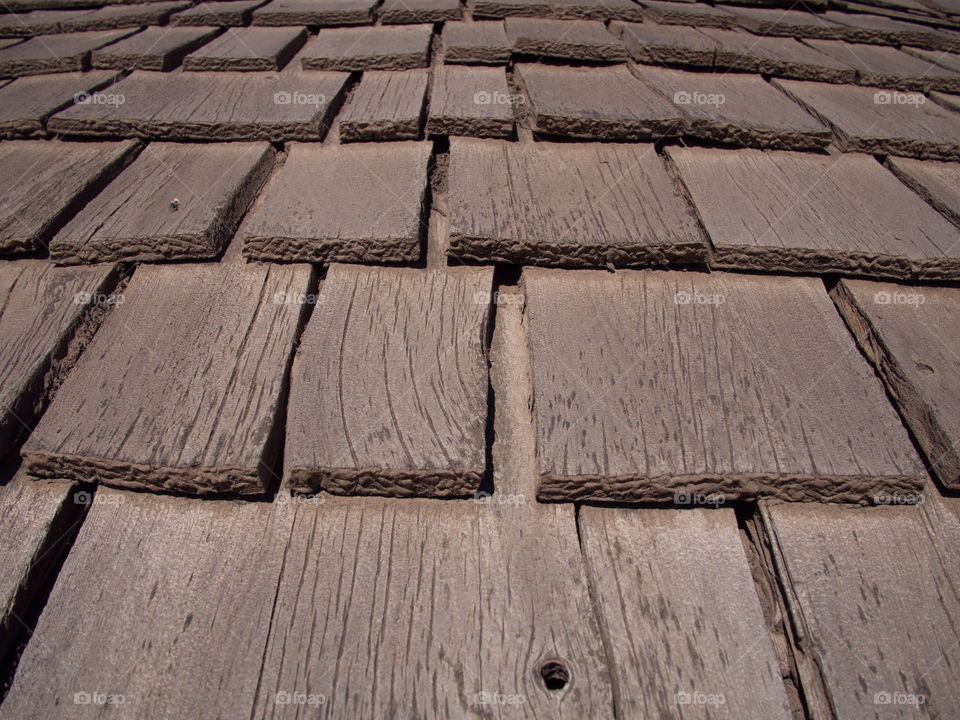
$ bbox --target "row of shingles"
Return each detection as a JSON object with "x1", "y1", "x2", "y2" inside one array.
[{"x1": 0, "y1": 1, "x2": 188, "y2": 38}]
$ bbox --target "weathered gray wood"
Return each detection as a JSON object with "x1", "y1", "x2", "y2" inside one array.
[
  {"x1": 300, "y1": 24, "x2": 433, "y2": 71},
  {"x1": 515, "y1": 62, "x2": 685, "y2": 140},
  {"x1": 761, "y1": 498, "x2": 960, "y2": 719},
  {"x1": 339, "y1": 68, "x2": 428, "y2": 141},
  {"x1": 252, "y1": 0, "x2": 377, "y2": 26},
  {"x1": 49, "y1": 70, "x2": 349, "y2": 141},
  {"x1": 379, "y1": 0, "x2": 461, "y2": 23},
  {"x1": 50, "y1": 142, "x2": 274, "y2": 264},
  {"x1": 91, "y1": 26, "x2": 220, "y2": 71},
  {"x1": 22, "y1": 260, "x2": 313, "y2": 495},
  {"x1": 668, "y1": 147, "x2": 960, "y2": 279},
  {"x1": 525, "y1": 267, "x2": 926, "y2": 503},
  {"x1": 775, "y1": 78, "x2": 960, "y2": 160},
  {"x1": 886, "y1": 155, "x2": 960, "y2": 227},
  {"x1": 0, "y1": 71, "x2": 118, "y2": 138},
  {"x1": 448, "y1": 138, "x2": 706, "y2": 267},
  {"x1": 242, "y1": 141, "x2": 431, "y2": 263},
  {"x1": 0, "y1": 29, "x2": 133, "y2": 76},
  {"x1": 903, "y1": 46, "x2": 960, "y2": 73},
  {"x1": 931, "y1": 90, "x2": 960, "y2": 111},
  {"x1": 504, "y1": 18, "x2": 627, "y2": 61},
  {"x1": 804, "y1": 38, "x2": 960, "y2": 92},
  {"x1": 730, "y1": 6, "x2": 850, "y2": 38},
  {"x1": 635, "y1": 66, "x2": 831, "y2": 150},
  {"x1": 171, "y1": 0, "x2": 266, "y2": 26},
  {"x1": 183, "y1": 26, "x2": 306, "y2": 71},
  {"x1": 285, "y1": 264, "x2": 493, "y2": 497},
  {"x1": 579, "y1": 505, "x2": 793, "y2": 719},
  {"x1": 0, "y1": 139, "x2": 137, "y2": 254},
  {"x1": 474, "y1": 0, "x2": 550, "y2": 18},
  {"x1": 833, "y1": 279, "x2": 960, "y2": 488},
  {"x1": 610, "y1": 20, "x2": 718, "y2": 67},
  {"x1": 640, "y1": 0, "x2": 738, "y2": 28},
  {"x1": 0, "y1": 260, "x2": 118, "y2": 453},
  {"x1": 701, "y1": 28, "x2": 858, "y2": 81},
  {"x1": 0, "y1": 488, "x2": 295, "y2": 720},
  {"x1": 442, "y1": 20, "x2": 511, "y2": 64},
  {"x1": 549, "y1": 0, "x2": 644, "y2": 20},
  {"x1": 427, "y1": 65, "x2": 514, "y2": 138}
]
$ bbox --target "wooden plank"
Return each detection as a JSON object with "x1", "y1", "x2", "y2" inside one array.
[
  {"x1": 886, "y1": 155, "x2": 960, "y2": 227},
  {"x1": 930, "y1": 90, "x2": 960, "y2": 111},
  {"x1": 442, "y1": 20, "x2": 511, "y2": 64},
  {"x1": 300, "y1": 25, "x2": 432, "y2": 71},
  {"x1": 22, "y1": 259, "x2": 313, "y2": 495},
  {"x1": 0, "y1": 4, "x2": 187, "y2": 36},
  {"x1": 0, "y1": 139, "x2": 138, "y2": 255},
  {"x1": 0, "y1": 71, "x2": 118, "y2": 138},
  {"x1": 48, "y1": 70, "x2": 349, "y2": 141},
  {"x1": 635, "y1": 66, "x2": 831, "y2": 150},
  {"x1": 183, "y1": 26, "x2": 306, "y2": 71},
  {"x1": 804, "y1": 38, "x2": 960, "y2": 92},
  {"x1": 761, "y1": 498, "x2": 960, "y2": 719},
  {"x1": 379, "y1": 0, "x2": 461, "y2": 23},
  {"x1": 668, "y1": 147, "x2": 960, "y2": 279},
  {"x1": 91, "y1": 26, "x2": 219, "y2": 71},
  {"x1": 0, "y1": 487, "x2": 295, "y2": 720},
  {"x1": 524, "y1": 267, "x2": 926, "y2": 503},
  {"x1": 825, "y1": 9, "x2": 960, "y2": 50},
  {"x1": 610, "y1": 20, "x2": 718, "y2": 67},
  {"x1": 515, "y1": 63, "x2": 685, "y2": 140},
  {"x1": 0, "y1": 260, "x2": 118, "y2": 454},
  {"x1": 504, "y1": 18, "x2": 627, "y2": 61},
  {"x1": 640, "y1": 0, "x2": 738, "y2": 28},
  {"x1": 426, "y1": 65, "x2": 514, "y2": 138},
  {"x1": 474, "y1": 0, "x2": 550, "y2": 18},
  {"x1": 833, "y1": 279, "x2": 960, "y2": 488},
  {"x1": 579, "y1": 506, "x2": 793, "y2": 719},
  {"x1": 448, "y1": 138, "x2": 707, "y2": 267},
  {"x1": 549, "y1": 0, "x2": 645, "y2": 20},
  {"x1": 730, "y1": 6, "x2": 851, "y2": 38},
  {"x1": 0, "y1": 29, "x2": 133, "y2": 76},
  {"x1": 242, "y1": 141, "x2": 431, "y2": 263},
  {"x1": 903, "y1": 46, "x2": 960, "y2": 73},
  {"x1": 171, "y1": 0, "x2": 267, "y2": 26},
  {"x1": 252, "y1": 0, "x2": 377, "y2": 26},
  {"x1": 50, "y1": 142, "x2": 274, "y2": 264},
  {"x1": 701, "y1": 28, "x2": 858, "y2": 81},
  {"x1": 285, "y1": 264, "x2": 493, "y2": 497},
  {"x1": 339, "y1": 68, "x2": 428, "y2": 141},
  {"x1": 775, "y1": 78, "x2": 960, "y2": 160}
]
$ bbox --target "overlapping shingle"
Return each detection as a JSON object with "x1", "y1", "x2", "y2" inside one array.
[
  {"x1": 825, "y1": 9, "x2": 960, "y2": 50},
  {"x1": 0, "y1": 3, "x2": 188, "y2": 37},
  {"x1": 639, "y1": 0, "x2": 737, "y2": 28},
  {"x1": 252, "y1": 0, "x2": 377, "y2": 25},
  {"x1": 183, "y1": 27, "x2": 307, "y2": 71},
  {"x1": 427, "y1": 65, "x2": 515, "y2": 137},
  {"x1": 0, "y1": 70, "x2": 117, "y2": 137},
  {"x1": 339, "y1": 69, "x2": 428, "y2": 141},
  {"x1": 442, "y1": 20, "x2": 511, "y2": 64},
  {"x1": 886, "y1": 155, "x2": 960, "y2": 226},
  {"x1": 379, "y1": 0, "x2": 461, "y2": 23},
  {"x1": 702, "y1": 28, "x2": 858, "y2": 81},
  {"x1": 0, "y1": 29, "x2": 132, "y2": 76},
  {"x1": 549, "y1": 0, "x2": 644, "y2": 20},
  {"x1": 91, "y1": 26, "x2": 219, "y2": 71},
  {"x1": 300, "y1": 24, "x2": 432, "y2": 70},
  {"x1": 171, "y1": 0, "x2": 267, "y2": 26},
  {"x1": 611, "y1": 20, "x2": 718, "y2": 67},
  {"x1": 504, "y1": 18, "x2": 627, "y2": 61},
  {"x1": 474, "y1": 0, "x2": 550, "y2": 18},
  {"x1": 729, "y1": 6, "x2": 849, "y2": 38},
  {"x1": 804, "y1": 38, "x2": 960, "y2": 92}
]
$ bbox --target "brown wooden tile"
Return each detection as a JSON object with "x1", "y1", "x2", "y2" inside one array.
[
  {"x1": 442, "y1": 20, "x2": 510, "y2": 64},
  {"x1": 887, "y1": 155, "x2": 960, "y2": 227},
  {"x1": 252, "y1": 0, "x2": 376, "y2": 26},
  {"x1": 300, "y1": 24, "x2": 433, "y2": 71},
  {"x1": 91, "y1": 26, "x2": 219, "y2": 71},
  {"x1": 549, "y1": 0, "x2": 644, "y2": 20},
  {"x1": 474, "y1": 0, "x2": 550, "y2": 18},
  {"x1": 0, "y1": 29, "x2": 133, "y2": 76},
  {"x1": 0, "y1": 71, "x2": 118, "y2": 138},
  {"x1": 339, "y1": 68, "x2": 428, "y2": 141},
  {"x1": 171, "y1": 0, "x2": 266, "y2": 26},
  {"x1": 505, "y1": 18, "x2": 627, "y2": 61},
  {"x1": 610, "y1": 20, "x2": 718, "y2": 67},
  {"x1": 701, "y1": 28, "x2": 858, "y2": 81},
  {"x1": 426, "y1": 65, "x2": 514, "y2": 137},
  {"x1": 730, "y1": 6, "x2": 850, "y2": 38},
  {"x1": 379, "y1": 0, "x2": 461, "y2": 23},
  {"x1": 640, "y1": 0, "x2": 738, "y2": 28},
  {"x1": 183, "y1": 26, "x2": 307, "y2": 71},
  {"x1": 804, "y1": 38, "x2": 960, "y2": 92}
]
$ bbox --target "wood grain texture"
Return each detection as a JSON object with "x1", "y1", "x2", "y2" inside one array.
[
  {"x1": 668, "y1": 147, "x2": 960, "y2": 279},
  {"x1": 549, "y1": 0, "x2": 644, "y2": 20},
  {"x1": 91, "y1": 26, "x2": 219, "y2": 71},
  {"x1": 379, "y1": 0, "x2": 461, "y2": 23},
  {"x1": 48, "y1": 70, "x2": 349, "y2": 141},
  {"x1": 300, "y1": 25, "x2": 432, "y2": 71},
  {"x1": 525, "y1": 268, "x2": 926, "y2": 503},
  {"x1": 0, "y1": 139, "x2": 137, "y2": 254},
  {"x1": 442, "y1": 20, "x2": 511, "y2": 64},
  {"x1": 903, "y1": 47, "x2": 960, "y2": 74},
  {"x1": 0, "y1": 29, "x2": 132, "y2": 76},
  {"x1": 0, "y1": 3, "x2": 187, "y2": 37},
  {"x1": 0, "y1": 487, "x2": 295, "y2": 720},
  {"x1": 171, "y1": 0, "x2": 266, "y2": 26},
  {"x1": 474, "y1": 0, "x2": 550, "y2": 18},
  {"x1": 579, "y1": 506, "x2": 793, "y2": 719},
  {"x1": 242, "y1": 141, "x2": 431, "y2": 263},
  {"x1": 775, "y1": 79, "x2": 960, "y2": 160},
  {"x1": 886, "y1": 155, "x2": 960, "y2": 227},
  {"x1": 0, "y1": 71, "x2": 118, "y2": 138},
  {"x1": 426, "y1": 65, "x2": 514, "y2": 138},
  {"x1": 0, "y1": 260, "x2": 117, "y2": 454},
  {"x1": 22, "y1": 260, "x2": 312, "y2": 495},
  {"x1": 448, "y1": 137, "x2": 707, "y2": 267},
  {"x1": 833, "y1": 279, "x2": 960, "y2": 488},
  {"x1": 610, "y1": 20, "x2": 719, "y2": 67},
  {"x1": 730, "y1": 6, "x2": 851, "y2": 38},
  {"x1": 252, "y1": 0, "x2": 376, "y2": 26},
  {"x1": 183, "y1": 26, "x2": 307, "y2": 71},
  {"x1": 285, "y1": 264, "x2": 493, "y2": 497},
  {"x1": 515, "y1": 62, "x2": 685, "y2": 140},
  {"x1": 761, "y1": 498, "x2": 960, "y2": 719},
  {"x1": 339, "y1": 69, "x2": 428, "y2": 141},
  {"x1": 701, "y1": 29, "x2": 858, "y2": 81},
  {"x1": 504, "y1": 18, "x2": 627, "y2": 61},
  {"x1": 824, "y1": 9, "x2": 960, "y2": 51},
  {"x1": 641, "y1": 0, "x2": 738, "y2": 28},
  {"x1": 50, "y1": 142, "x2": 274, "y2": 264}
]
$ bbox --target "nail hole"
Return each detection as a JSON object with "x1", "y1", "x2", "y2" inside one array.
[
  {"x1": 540, "y1": 662, "x2": 569, "y2": 691},
  {"x1": 916, "y1": 362, "x2": 935, "y2": 375}
]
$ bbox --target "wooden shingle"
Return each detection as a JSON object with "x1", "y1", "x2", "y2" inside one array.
[
  {"x1": 183, "y1": 27, "x2": 307, "y2": 71},
  {"x1": 426, "y1": 65, "x2": 515, "y2": 138},
  {"x1": 91, "y1": 26, "x2": 219, "y2": 71},
  {"x1": 300, "y1": 24, "x2": 432, "y2": 70},
  {"x1": 339, "y1": 69, "x2": 428, "y2": 141},
  {"x1": 442, "y1": 20, "x2": 511, "y2": 64}
]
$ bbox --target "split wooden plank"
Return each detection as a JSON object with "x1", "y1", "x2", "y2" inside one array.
[
  {"x1": 448, "y1": 138, "x2": 706, "y2": 267},
  {"x1": 525, "y1": 267, "x2": 926, "y2": 503},
  {"x1": 0, "y1": 29, "x2": 133, "y2": 76},
  {"x1": 285, "y1": 264, "x2": 493, "y2": 497},
  {"x1": 49, "y1": 70, "x2": 349, "y2": 141},
  {"x1": 579, "y1": 506, "x2": 793, "y2": 719},
  {"x1": 640, "y1": 0, "x2": 738, "y2": 28},
  {"x1": 379, "y1": 0, "x2": 461, "y2": 23},
  {"x1": 0, "y1": 70, "x2": 118, "y2": 138},
  {"x1": 252, "y1": 0, "x2": 377, "y2": 26},
  {"x1": 761, "y1": 499, "x2": 960, "y2": 718},
  {"x1": 0, "y1": 139, "x2": 138, "y2": 255},
  {"x1": 549, "y1": 0, "x2": 644, "y2": 20},
  {"x1": 171, "y1": 0, "x2": 267, "y2": 26},
  {"x1": 504, "y1": 18, "x2": 627, "y2": 61},
  {"x1": 804, "y1": 38, "x2": 960, "y2": 92},
  {"x1": 22, "y1": 260, "x2": 313, "y2": 495},
  {"x1": 183, "y1": 26, "x2": 307, "y2": 71},
  {"x1": 339, "y1": 69, "x2": 428, "y2": 141},
  {"x1": 701, "y1": 28, "x2": 859, "y2": 81},
  {"x1": 611, "y1": 20, "x2": 719, "y2": 67},
  {"x1": 515, "y1": 62, "x2": 685, "y2": 140},
  {"x1": 886, "y1": 155, "x2": 960, "y2": 226},
  {"x1": 50, "y1": 142, "x2": 274, "y2": 264},
  {"x1": 775, "y1": 78, "x2": 960, "y2": 160},
  {"x1": 635, "y1": 66, "x2": 831, "y2": 150},
  {"x1": 442, "y1": 20, "x2": 511, "y2": 64},
  {"x1": 833, "y1": 279, "x2": 960, "y2": 488},
  {"x1": 474, "y1": 0, "x2": 551, "y2": 18},
  {"x1": 300, "y1": 24, "x2": 433, "y2": 70},
  {"x1": 0, "y1": 260, "x2": 118, "y2": 454},
  {"x1": 730, "y1": 6, "x2": 851, "y2": 38},
  {"x1": 668, "y1": 147, "x2": 960, "y2": 279},
  {"x1": 242, "y1": 141, "x2": 431, "y2": 263},
  {"x1": 91, "y1": 26, "x2": 219, "y2": 71},
  {"x1": 0, "y1": 488, "x2": 295, "y2": 720},
  {"x1": 426, "y1": 65, "x2": 515, "y2": 138}
]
